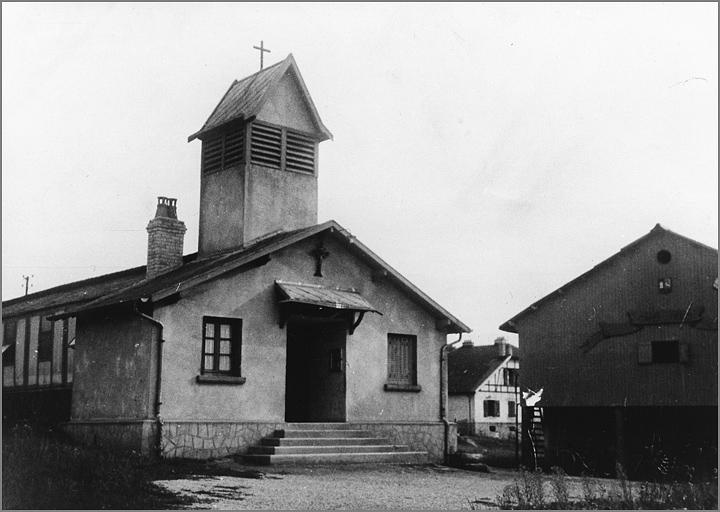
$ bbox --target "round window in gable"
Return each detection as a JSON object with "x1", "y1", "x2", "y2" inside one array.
[{"x1": 657, "y1": 250, "x2": 672, "y2": 264}]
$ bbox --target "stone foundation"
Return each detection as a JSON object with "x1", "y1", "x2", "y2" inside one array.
[
  {"x1": 460, "y1": 421, "x2": 519, "y2": 440},
  {"x1": 62, "y1": 419, "x2": 456, "y2": 461},
  {"x1": 62, "y1": 419, "x2": 157, "y2": 455}
]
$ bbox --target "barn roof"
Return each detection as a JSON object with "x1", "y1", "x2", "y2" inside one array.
[
  {"x1": 448, "y1": 344, "x2": 518, "y2": 394},
  {"x1": 50, "y1": 220, "x2": 471, "y2": 333},
  {"x1": 187, "y1": 54, "x2": 332, "y2": 142},
  {"x1": 499, "y1": 224, "x2": 718, "y2": 333}
]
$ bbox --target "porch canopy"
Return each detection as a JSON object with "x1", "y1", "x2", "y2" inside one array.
[{"x1": 275, "y1": 280, "x2": 380, "y2": 333}]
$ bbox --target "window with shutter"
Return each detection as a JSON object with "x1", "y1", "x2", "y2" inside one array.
[
  {"x1": 483, "y1": 400, "x2": 500, "y2": 417},
  {"x1": 508, "y1": 401, "x2": 516, "y2": 418},
  {"x1": 387, "y1": 333, "x2": 417, "y2": 386}
]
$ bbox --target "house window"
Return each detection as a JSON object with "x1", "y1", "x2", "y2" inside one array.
[
  {"x1": 658, "y1": 277, "x2": 672, "y2": 294},
  {"x1": 638, "y1": 339, "x2": 688, "y2": 364},
  {"x1": 503, "y1": 368, "x2": 519, "y2": 387},
  {"x1": 2, "y1": 320, "x2": 17, "y2": 367},
  {"x1": 201, "y1": 317, "x2": 242, "y2": 375},
  {"x1": 508, "y1": 401, "x2": 517, "y2": 418},
  {"x1": 201, "y1": 127, "x2": 245, "y2": 174},
  {"x1": 38, "y1": 317, "x2": 53, "y2": 363},
  {"x1": 250, "y1": 121, "x2": 316, "y2": 174},
  {"x1": 483, "y1": 400, "x2": 500, "y2": 417},
  {"x1": 656, "y1": 250, "x2": 672, "y2": 264},
  {"x1": 387, "y1": 333, "x2": 417, "y2": 386}
]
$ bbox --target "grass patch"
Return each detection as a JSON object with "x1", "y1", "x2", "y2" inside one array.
[
  {"x1": 480, "y1": 465, "x2": 718, "y2": 510},
  {"x1": 1, "y1": 423, "x2": 246, "y2": 509}
]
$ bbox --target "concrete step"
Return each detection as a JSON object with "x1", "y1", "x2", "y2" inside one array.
[
  {"x1": 242, "y1": 451, "x2": 429, "y2": 465},
  {"x1": 261, "y1": 436, "x2": 389, "y2": 447},
  {"x1": 276, "y1": 429, "x2": 373, "y2": 438},
  {"x1": 249, "y1": 444, "x2": 410, "y2": 455}
]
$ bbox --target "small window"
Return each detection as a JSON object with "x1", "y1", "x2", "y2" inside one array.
[
  {"x1": 503, "y1": 368, "x2": 519, "y2": 387},
  {"x1": 201, "y1": 317, "x2": 242, "y2": 376},
  {"x1": 639, "y1": 339, "x2": 688, "y2": 364},
  {"x1": 508, "y1": 401, "x2": 517, "y2": 418},
  {"x1": 658, "y1": 277, "x2": 672, "y2": 294},
  {"x1": 38, "y1": 317, "x2": 53, "y2": 363},
  {"x1": 3, "y1": 320, "x2": 17, "y2": 367},
  {"x1": 387, "y1": 334, "x2": 417, "y2": 386},
  {"x1": 657, "y1": 250, "x2": 672, "y2": 264},
  {"x1": 483, "y1": 399, "x2": 500, "y2": 417},
  {"x1": 489, "y1": 425, "x2": 497, "y2": 432}
]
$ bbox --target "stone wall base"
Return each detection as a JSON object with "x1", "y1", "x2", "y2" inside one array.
[
  {"x1": 459, "y1": 421, "x2": 519, "y2": 440},
  {"x1": 161, "y1": 420, "x2": 455, "y2": 461},
  {"x1": 61, "y1": 419, "x2": 157, "y2": 455}
]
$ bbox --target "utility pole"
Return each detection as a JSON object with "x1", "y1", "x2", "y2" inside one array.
[{"x1": 22, "y1": 274, "x2": 33, "y2": 296}]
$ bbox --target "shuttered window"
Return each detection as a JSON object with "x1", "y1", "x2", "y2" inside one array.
[
  {"x1": 250, "y1": 121, "x2": 316, "y2": 174},
  {"x1": 250, "y1": 123, "x2": 282, "y2": 169},
  {"x1": 387, "y1": 334, "x2": 416, "y2": 386},
  {"x1": 508, "y1": 401, "x2": 517, "y2": 418},
  {"x1": 202, "y1": 128, "x2": 245, "y2": 174},
  {"x1": 2, "y1": 320, "x2": 17, "y2": 367},
  {"x1": 38, "y1": 317, "x2": 53, "y2": 363},
  {"x1": 483, "y1": 400, "x2": 500, "y2": 417},
  {"x1": 201, "y1": 317, "x2": 242, "y2": 376}
]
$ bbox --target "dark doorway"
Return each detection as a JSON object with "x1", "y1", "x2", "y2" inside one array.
[{"x1": 285, "y1": 321, "x2": 347, "y2": 422}]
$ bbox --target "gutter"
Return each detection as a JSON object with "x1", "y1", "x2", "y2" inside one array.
[
  {"x1": 134, "y1": 304, "x2": 164, "y2": 459},
  {"x1": 440, "y1": 333, "x2": 464, "y2": 464}
]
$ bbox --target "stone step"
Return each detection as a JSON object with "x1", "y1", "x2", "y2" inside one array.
[
  {"x1": 284, "y1": 422, "x2": 361, "y2": 430},
  {"x1": 242, "y1": 451, "x2": 429, "y2": 465},
  {"x1": 249, "y1": 444, "x2": 410, "y2": 455},
  {"x1": 261, "y1": 436, "x2": 388, "y2": 447},
  {"x1": 276, "y1": 429, "x2": 373, "y2": 438}
]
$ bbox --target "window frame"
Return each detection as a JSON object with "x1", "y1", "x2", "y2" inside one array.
[
  {"x1": 199, "y1": 316, "x2": 243, "y2": 381},
  {"x1": 384, "y1": 333, "x2": 421, "y2": 392},
  {"x1": 483, "y1": 399, "x2": 501, "y2": 418}
]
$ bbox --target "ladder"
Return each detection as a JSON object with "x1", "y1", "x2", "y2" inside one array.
[{"x1": 527, "y1": 406, "x2": 545, "y2": 470}]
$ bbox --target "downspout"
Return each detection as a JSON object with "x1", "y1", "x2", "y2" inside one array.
[
  {"x1": 134, "y1": 304, "x2": 164, "y2": 459},
  {"x1": 441, "y1": 332, "x2": 463, "y2": 464}
]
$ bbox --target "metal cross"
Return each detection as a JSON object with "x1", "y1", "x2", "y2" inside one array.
[
  {"x1": 311, "y1": 245, "x2": 330, "y2": 277},
  {"x1": 253, "y1": 40, "x2": 271, "y2": 70}
]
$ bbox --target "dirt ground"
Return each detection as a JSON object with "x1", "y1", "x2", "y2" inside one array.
[{"x1": 153, "y1": 462, "x2": 520, "y2": 510}]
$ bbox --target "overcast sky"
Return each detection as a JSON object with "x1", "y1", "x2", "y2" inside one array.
[{"x1": 2, "y1": 3, "x2": 717, "y2": 345}]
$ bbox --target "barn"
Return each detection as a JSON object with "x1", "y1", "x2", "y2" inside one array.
[{"x1": 500, "y1": 224, "x2": 717, "y2": 478}]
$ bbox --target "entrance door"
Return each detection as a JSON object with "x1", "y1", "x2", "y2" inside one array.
[{"x1": 285, "y1": 321, "x2": 346, "y2": 422}]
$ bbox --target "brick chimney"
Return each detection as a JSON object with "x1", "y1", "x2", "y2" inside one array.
[{"x1": 146, "y1": 197, "x2": 186, "y2": 279}]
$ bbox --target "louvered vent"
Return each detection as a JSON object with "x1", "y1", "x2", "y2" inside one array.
[
  {"x1": 223, "y1": 128, "x2": 244, "y2": 168},
  {"x1": 202, "y1": 136, "x2": 223, "y2": 174},
  {"x1": 286, "y1": 131, "x2": 316, "y2": 174},
  {"x1": 201, "y1": 128, "x2": 245, "y2": 174},
  {"x1": 251, "y1": 123, "x2": 282, "y2": 169}
]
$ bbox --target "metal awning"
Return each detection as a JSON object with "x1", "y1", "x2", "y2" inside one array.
[{"x1": 275, "y1": 280, "x2": 380, "y2": 313}]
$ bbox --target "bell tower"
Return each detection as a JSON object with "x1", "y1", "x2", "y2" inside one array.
[{"x1": 188, "y1": 54, "x2": 332, "y2": 257}]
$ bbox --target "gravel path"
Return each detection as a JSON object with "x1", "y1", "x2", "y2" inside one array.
[{"x1": 154, "y1": 463, "x2": 519, "y2": 509}]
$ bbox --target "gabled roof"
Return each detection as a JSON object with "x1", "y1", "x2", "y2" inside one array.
[
  {"x1": 52, "y1": 220, "x2": 471, "y2": 333},
  {"x1": 448, "y1": 344, "x2": 517, "y2": 394},
  {"x1": 188, "y1": 54, "x2": 332, "y2": 142},
  {"x1": 1, "y1": 264, "x2": 148, "y2": 319},
  {"x1": 499, "y1": 224, "x2": 718, "y2": 333}
]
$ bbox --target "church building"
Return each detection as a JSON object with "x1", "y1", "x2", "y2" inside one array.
[{"x1": 2, "y1": 54, "x2": 471, "y2": 463}]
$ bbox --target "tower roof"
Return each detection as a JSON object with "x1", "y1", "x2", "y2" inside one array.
[{"x1": 188, "y1": 54, "x2": 332, "y2": 142}]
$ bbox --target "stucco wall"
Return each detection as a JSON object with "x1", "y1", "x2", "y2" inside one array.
[
  {"x1": 156, "y1": 234, "x2": 448, "y2": 424},
  {"x1": 198, "y1": 165, "x2": 245, "y2": 256},
  {"x1": 72, "y1": 312, "x2": 158, "y2": 420},
  {"x1": 515, "y1": 230, "x2": 718, "y2": 407},
  {"x1": 257, "y1": 71, "x2": 317, "y2": 134}
]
